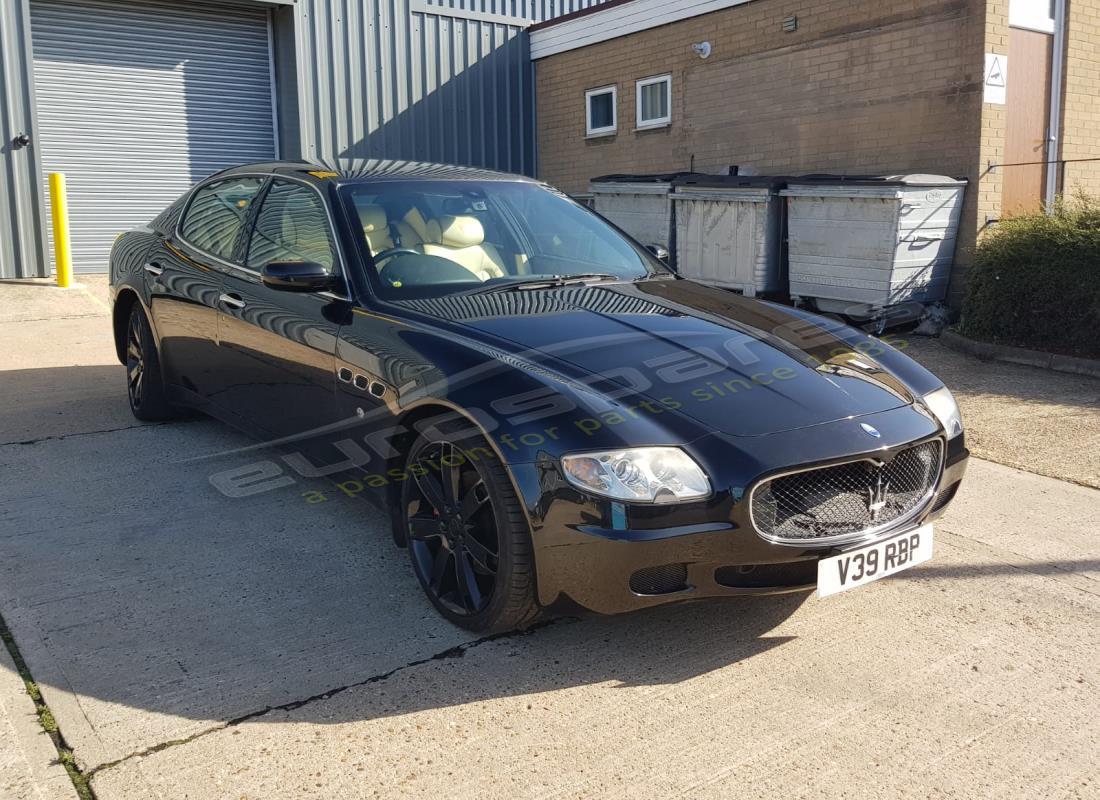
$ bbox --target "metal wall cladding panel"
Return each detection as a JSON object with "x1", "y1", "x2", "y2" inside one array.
[
  {"x1": 296, "y1": 0, "x2": 534, "y2": 174},
  {"x1": 784, "y1": 184, "x2": 966, "y2": 308},
  {"x1": 590, "y1": 184, "x2": 673, "y2": 249},
  {"x1": 294, "y1": 0, "x2": 610, "y2": 175},
  {"x1": 30, "y1": 0, "x2": 276, "y2": 273},
  {"x1": 673, "y1": 188, "x2": 782, "y2": 297},
  {"x1": 421, "y1": 0, "x2": 608, "y2": 23},
  {"x1": 0, "y1": 0, "x2": 48, "y2": 278}
]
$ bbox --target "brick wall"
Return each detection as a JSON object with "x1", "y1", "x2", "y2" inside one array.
[
  {"x1": 535, "y1": 0, "x2": 987, "y2": 191},
  {"x1": 1061, "y1": 0, "x2": 1100, "y2": 196},
  {"x1": 973, "y1": 0, "x2": 1007, "y2": 292}
]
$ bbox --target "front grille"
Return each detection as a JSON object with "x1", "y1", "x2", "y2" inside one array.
[
  {"x1": 629, "y1": 563, "x2": 689, "y2": 595},
  {"x1": 750, "y1": 440, "x2": 943, "y2": 545}
]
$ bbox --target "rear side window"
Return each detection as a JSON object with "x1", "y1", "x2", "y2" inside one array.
[
  {"x1": 180, "y1": 177, "x2": 264, "y2": 260},
  {"x1": 246, "y1": 180, "x2": 336, "y2": 272},
  {"x1": 151, "y1": 197, "x2": 185, "y2": 236}
]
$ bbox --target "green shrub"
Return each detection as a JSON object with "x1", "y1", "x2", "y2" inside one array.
[{"x1": 959, "y1": 193, "x2": 1100, "y2": 359}]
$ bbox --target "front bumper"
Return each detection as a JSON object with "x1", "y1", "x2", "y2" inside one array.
[{"x1": 514, "y1": 415, "x2": 969, "y2": 615}]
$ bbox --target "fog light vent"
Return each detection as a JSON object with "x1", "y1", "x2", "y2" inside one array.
[{"x1": 629, "y1": 563, "x2": 689, "y2": 595}]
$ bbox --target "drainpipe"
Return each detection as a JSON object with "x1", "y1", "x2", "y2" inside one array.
[{"x1": 1045, "y1": 0, "x2": 1067, "y2": 211}]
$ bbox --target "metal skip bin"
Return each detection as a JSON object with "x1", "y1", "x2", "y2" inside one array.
[
  {"x1": 780, "y1": 174, "x2": 968, "y2": 316},
  {"x1": 670, "y1": 175, "x2": 788, "y2": 297},
  {"x1": 589, "y1": 173, "x2": 703, "y2": 255}
]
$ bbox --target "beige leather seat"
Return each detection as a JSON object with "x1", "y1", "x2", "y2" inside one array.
[
  {"x1": 421, "y1": 215, "x2": 506, "y2": 281},
  {"x1": 357, "y1": 204, "x2": 430, "y2": 258},
  {"x1": 400, "y1": 207, "x2": 432, "y2": 245},
  {"x1": 358, "y1": 204, "x2": 395, "y2": 256}
]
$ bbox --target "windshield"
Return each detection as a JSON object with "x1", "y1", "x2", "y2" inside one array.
[{"x1": 339, "y1": 180, "x2": 668, "y2": 299}]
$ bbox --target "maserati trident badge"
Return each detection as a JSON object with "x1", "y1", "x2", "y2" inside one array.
[
  {"x1": 860, "y1": 423, "x2": 882, "y2": 438},
  {"x1": 867, "y1": 472, "x2": 890, "y2": 522}
]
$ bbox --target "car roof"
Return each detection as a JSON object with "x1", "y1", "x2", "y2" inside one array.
[{"x1": 216, "y1": 158, "x2": 538, "y2": 186}]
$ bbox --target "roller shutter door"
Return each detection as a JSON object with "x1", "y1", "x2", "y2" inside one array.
[{"x1": 30, "y1": 0, "x2": 277, "y2": 273}]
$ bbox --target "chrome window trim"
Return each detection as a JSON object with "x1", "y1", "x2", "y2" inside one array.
[
  {"x1": 174, "y1": 172, "x2": 353, "y2": 302},
  {"x1": 746, "y1": 435, "x2": 946, "y2": 549}
]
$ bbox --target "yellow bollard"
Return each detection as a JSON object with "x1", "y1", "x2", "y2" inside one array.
[{"x1": 48, "y1": 172, "x2": 74, "y2": 288}]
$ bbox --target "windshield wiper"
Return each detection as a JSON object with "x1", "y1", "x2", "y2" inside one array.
[{"x1": 463, "y1": 273, "x2": 621, "y2": 294}]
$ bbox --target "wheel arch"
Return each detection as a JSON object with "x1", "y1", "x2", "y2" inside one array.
[
  {"x1": 385, "y1": 401, "x2": 536, "y2": 551},
  {"x1": 111, "y1": 287, "x2": 142, "y2": 365}
]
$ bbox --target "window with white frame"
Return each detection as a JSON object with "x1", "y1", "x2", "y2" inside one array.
[
  {"x1": 636, "y1": 74, "x2": 671, "y2": 129},
  {"x1": 585, "y1": 85, "x2": 617, "y2": 137}
]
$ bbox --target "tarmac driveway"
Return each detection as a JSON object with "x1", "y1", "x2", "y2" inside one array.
[{"x1": 1, "y1": 279, "x2": 1097, "y2": 799}]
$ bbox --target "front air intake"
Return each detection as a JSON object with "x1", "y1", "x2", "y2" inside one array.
[
  {"x1": 629, "y1": 563, "x2": 689, "y2": 595},
  {"x1": 714, "y1": 560, "x2": 817, "y2": 589}
]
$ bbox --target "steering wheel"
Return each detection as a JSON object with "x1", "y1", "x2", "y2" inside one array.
[
  {"x1": 372, "y1": 247, "x2": 422, "y2": 268},
  {"x1": 379, "y1": 252, "x2": 486, "y2": 288}
]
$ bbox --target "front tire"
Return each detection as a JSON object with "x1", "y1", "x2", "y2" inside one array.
[
  {"x1": 125, "y1": 303, "x2": 176, "y2": 421},
  {"x1": 401, "y1": 424, "x2": 539, "y2": 633}
]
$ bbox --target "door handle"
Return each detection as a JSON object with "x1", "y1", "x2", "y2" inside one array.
[
  {"x1": 143, "y1": 262, "x2": 164, "y2": 277},
  {"x1": 218, "y1": 293, "x2": 245, "y2": 310}
]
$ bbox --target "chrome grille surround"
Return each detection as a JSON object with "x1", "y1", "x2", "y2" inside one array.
[{"x1": 748, "y1": 439, "x2": 944, "y2": 547}]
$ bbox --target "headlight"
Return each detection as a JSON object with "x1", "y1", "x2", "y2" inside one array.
[
  {"x1": 923, "y1": 386, "x2": 963, "y2": 438},
  {"x1": 561, "y1": 447, "x2": 711, "y2": 504}
]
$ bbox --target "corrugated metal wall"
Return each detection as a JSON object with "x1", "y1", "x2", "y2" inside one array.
[
  {"x1": 0, "y1": 0, "x2": 47, "y2": 279},
  {"x1": 422, "y1": 0, "x2": 608, "y2": 22},
  {"x1": 294, "y1": 0, "x2": 528, "y2": 172},
  {"x1": 292, "y1": 0, "x2": 609, "y2": 174}
]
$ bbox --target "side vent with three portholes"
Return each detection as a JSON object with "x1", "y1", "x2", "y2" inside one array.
[{"x1": 338, "y1": 367, "x2": 387, "y2": 399}]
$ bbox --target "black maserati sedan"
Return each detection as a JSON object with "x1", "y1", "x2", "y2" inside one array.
[{"x1": 109, "y1": 160, "x2": 968, "y2": 632}]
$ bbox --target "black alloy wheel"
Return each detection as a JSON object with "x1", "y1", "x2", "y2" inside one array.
[
  {"x1": 125, "y1": 304, "x2": 175, "y2": 421},
  {"x1": 402, "y1": 428, "x2": 538, "y2": 632},
  {"x1": 126, "y1": 310, "x2": 146, "y2": 411}
]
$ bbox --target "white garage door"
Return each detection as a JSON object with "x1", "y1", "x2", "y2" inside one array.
[{"x1": 31, "y1": 0, "x2": 277, "y2": 273}]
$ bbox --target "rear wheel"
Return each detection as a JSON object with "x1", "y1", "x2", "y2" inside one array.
[
  {"x1": 125, "y1": 304, "x2": 177, "y2": 421},
  {"x1": 401, "y1": 425, "x2": 539, "y2": 633}
]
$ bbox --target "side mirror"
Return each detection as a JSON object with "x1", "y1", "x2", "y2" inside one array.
[
  {"x1": 260, "y1": 261, "x2": 337, "y2": 293},
  {"x1": 645, "y1": 244, "x2": 670, "y2": 264}
]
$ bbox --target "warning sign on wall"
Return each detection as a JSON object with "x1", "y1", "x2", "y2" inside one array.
[{"x1": 984, "y1": 53, "x2": 1008, "y2": 105}]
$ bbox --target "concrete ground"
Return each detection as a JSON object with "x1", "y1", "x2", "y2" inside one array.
[{"x1": 0, "y1": 278, "x2": 1097, "y2": 799}]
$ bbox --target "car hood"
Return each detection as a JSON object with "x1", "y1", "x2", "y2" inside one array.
[{"x1": 395, "y1": 279, "x2": 919, "y2": 437}]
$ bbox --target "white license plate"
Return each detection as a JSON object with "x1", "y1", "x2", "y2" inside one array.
[{"x1": 817, "y1": 524, "x2": 933, "y2": 597}]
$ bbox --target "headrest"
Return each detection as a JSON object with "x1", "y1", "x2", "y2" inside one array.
[
  {"x1": 357, "y1": 204, "x2": 387, "y2": 233},
  {"x1": 435, "y1": 215, "x2": 484, "y2": 248},
  {"x1": 403, "y1": 207, "x2": 432, "y2": 242}
]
